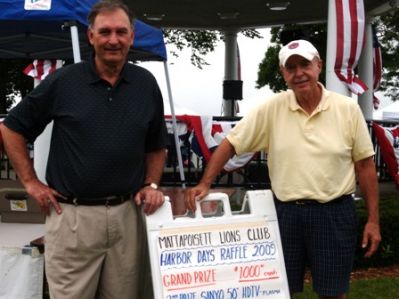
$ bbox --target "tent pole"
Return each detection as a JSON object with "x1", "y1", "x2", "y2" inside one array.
[
  {"x1": 70, "y1": 24, "x2": 81, "y2": 63},
  {"x1": 163, "y1": 61, "x2": 186, "y2": 188}
]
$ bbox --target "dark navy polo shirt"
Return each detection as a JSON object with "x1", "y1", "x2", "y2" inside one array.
[{"x1": 4, "y1": 59, "x2": 168, "y2": 198}]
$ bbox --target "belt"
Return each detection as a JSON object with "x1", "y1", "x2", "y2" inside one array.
[
  {"x1": 275, "y1": 194, "x2": 352, "y2": 205},
  {"x1": 56, "y1": 193, "x2": 132, "y2": 206}
]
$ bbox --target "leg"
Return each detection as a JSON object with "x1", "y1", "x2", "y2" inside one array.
[
  {"x1": 308, "y1": 199, "x2": 358, "y2": 297},
  {"x1": 274, "y1": 199, "x2": 307, "y2": 295},
  {"x1": 45, "y1": 204, "x2": 108, "y2": 299},
  {"x1": 96, "y1": 201, "x2": 145, "y2": 299}
]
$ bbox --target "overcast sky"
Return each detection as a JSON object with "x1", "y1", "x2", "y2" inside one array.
[{"x1": 138, "y1": 28, "x2": 274, "y2": 116}]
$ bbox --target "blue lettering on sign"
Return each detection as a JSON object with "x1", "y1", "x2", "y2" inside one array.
[
  {"x1": 200, "y1": 289, "x2": 225, "y2": 299},
  {"x1": 220, "y1": 246, "x2": 247, "y2": 260},
  {"x1": 167, "y1": 294, "x2": 196, "y2": 299},
  {"x1": 251, "y1": 242, "x2": 276, "y2": 257},
  {"x1": 178, "y1": 292, "x2": 196, "y2": 299},
  {"x1": 160, "y1": 251, "x2": 192, "y2": 266},
  {"x1": 242, "y1": 285, "x2": 260, "y2": 298},
  {"x1": 197, "y1": 249, "x2": 215, "y2": 263}
]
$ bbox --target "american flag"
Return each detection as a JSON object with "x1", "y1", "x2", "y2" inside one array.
[
  {"x1": 372, "y1": 25, "x2": 382, "y2": 109},
  {"x1": 334, "y1": 0, "x2": 368, "y2": 95},
  {"x1": 23, "y1": 59, "x2": 61, "y2": 80}
]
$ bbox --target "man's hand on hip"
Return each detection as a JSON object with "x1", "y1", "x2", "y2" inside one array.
[{"x1": 25, "y1": 179, "x2": 63, "y2": 215}]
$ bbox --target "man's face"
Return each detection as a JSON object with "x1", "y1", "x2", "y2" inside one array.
[
  {"x1": 88, "y1": 8, "x2": 134, "y2": 67},
  {"x1": 280, "y1": 55, "x2": 322, "y2": 96}
]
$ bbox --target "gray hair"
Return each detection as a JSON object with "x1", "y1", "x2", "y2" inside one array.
[{"x1": 88, "y1": 0, "x2": 135, "y2": 27}]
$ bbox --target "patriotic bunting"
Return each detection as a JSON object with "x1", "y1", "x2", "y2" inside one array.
[
  {"x1": 165, "y1": 115, "x2": 255, "y2": 172},
  {"x1": 23, "y1": 59, "x2": 60, "y2": 80},
  {"x1": 372, "y1": 123, "x2": 399, "y2": 188},
  {"x1": 334, "y1": 0, "x2": 368, "y2": 95}
]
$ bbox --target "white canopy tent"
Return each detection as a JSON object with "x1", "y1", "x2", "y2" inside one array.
[{"x1": 374, "y1": 101, "x2": 399, "y2": 121}]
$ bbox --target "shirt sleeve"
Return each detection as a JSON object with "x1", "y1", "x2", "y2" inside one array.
[
  {"x1": 145, "y1": 81, "x2": 168, "y2": 152},
  {"x1": 3, "y1": 75, "x2": 56, "y2": 143},
  {"x1": 227, "y1": 101, "x2": 270, "y2": 155}
]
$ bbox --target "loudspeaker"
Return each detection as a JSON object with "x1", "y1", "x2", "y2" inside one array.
[{"x1": 223, "y1": 80, "x2": 243, "y2": 100}]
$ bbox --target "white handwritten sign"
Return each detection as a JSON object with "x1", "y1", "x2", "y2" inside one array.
[{"x1": 146, "y1": 191, "x2": 290, "y2": 299}]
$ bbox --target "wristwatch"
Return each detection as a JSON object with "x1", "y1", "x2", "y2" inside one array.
[{"x1": 142, "y1": 182, "x2": 158, "y2": 190}]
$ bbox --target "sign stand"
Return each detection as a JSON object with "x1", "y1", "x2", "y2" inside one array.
[{"x1": 146, "y1": 190, "x2": 290, "y2": 299}]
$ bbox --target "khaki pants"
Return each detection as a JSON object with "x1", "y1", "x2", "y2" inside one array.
[{"x1": 44, "y1": 200, "x2": 154, "y2": 299}]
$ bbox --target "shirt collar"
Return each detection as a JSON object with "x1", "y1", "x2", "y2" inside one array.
[
  {"x1": 288, "y1": 82, "x2": 330, "y2": 112},
  {"x1": 86, "y1": 55, "x2": 131, "y2": 85}
]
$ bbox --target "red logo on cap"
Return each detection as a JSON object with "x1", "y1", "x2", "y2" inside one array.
[{"x1": 288, "y1": 42, "x2": 299, "y2": 49}]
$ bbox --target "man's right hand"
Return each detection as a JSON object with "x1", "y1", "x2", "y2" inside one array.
[
  {"x1": 184, "y1": 139, "x2": 235, "y2": 212},
  {"x1": 25, "y1": 179, "x2": 63, "y2": 215},
  {"x1": 0, "y1": 125, "x2": 63, "y2": 216},
  {"x1": 184, "y1": 182, "x2": 211, "y2": 212}
]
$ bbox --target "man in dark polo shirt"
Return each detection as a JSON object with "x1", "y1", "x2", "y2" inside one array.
[{"x1": 0, "y1": 1, "x2": 167, "y2": 298}]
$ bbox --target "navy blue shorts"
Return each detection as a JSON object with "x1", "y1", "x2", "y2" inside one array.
[{"x1": 274, "y1": 195, "x2": 358, "y2": 296}]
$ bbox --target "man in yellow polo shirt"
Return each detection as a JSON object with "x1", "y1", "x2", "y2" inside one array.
[{"x1": 184, "y1": 40, "x2": 381, "y2": 299}]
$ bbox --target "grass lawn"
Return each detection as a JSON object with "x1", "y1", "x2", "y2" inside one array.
[{"x1": 293, "y1": 277, "x2": 399, "y2": 299}]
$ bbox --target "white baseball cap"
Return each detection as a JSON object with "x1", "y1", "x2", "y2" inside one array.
[{"x1": 279, "y1": 39, "x2": 320, "y2": 67}]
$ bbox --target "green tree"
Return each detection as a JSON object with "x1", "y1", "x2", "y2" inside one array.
[
  {"x1": 374, "y1": 10, "x2": 399, "y2": 101},
  {"x1": 256, "y1": 10, "x2": 399, "y2": 102},
  {"x1": 0, "y1": 59, "x2": 32, "y2": 114},
  {"x1": 164, "y1": 29, "x2": 261, "y2": 69}
]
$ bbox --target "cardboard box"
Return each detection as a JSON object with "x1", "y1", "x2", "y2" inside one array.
[{"x1": 0, "y1": 179, "x2": 45, "y2": 224}]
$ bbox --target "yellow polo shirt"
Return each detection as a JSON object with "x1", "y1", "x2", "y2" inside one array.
[{"x1": 227, "y1": 84, "x2": 374, "y2": 202}]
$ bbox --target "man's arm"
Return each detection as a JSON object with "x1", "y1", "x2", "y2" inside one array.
[
  {"x1": 184, "y1": 138, "x2": 236, "y2": 211},
  {"x1": 0, "y1": 124, "x2": 62, "y2": 214},
  {"x1": 134, "y1": 148, "x2": 166, "y2": 215},
  {"x1": 355, "y1": 156, "x2": 381, "y2": 257}
]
